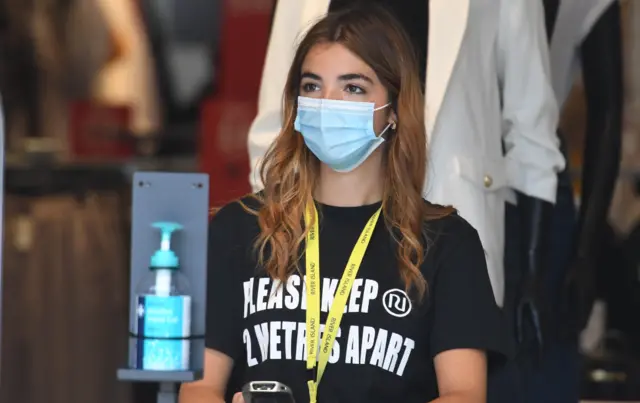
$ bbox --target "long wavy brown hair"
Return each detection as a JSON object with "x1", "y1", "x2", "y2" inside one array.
[{"x1": 243, "y1": 4, "x2": 453, "y2": 299}]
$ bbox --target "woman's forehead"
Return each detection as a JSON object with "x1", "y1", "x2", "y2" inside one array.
[{"x1": 301, "y1": 43, "x2": 377, "y2": 80}]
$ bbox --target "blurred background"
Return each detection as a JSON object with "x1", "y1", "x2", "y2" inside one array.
[{"x1": 0, "y1": 0, "x2": 639, "y2": 402}]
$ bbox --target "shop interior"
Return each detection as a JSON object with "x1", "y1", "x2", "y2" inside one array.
[{"x1": 0, "y1": 0, "x2": 639, "y2": 402}]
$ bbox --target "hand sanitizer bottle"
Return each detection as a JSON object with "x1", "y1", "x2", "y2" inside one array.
[{"x1": 133, "y1": 222, "x2": 191, "y2": 371}]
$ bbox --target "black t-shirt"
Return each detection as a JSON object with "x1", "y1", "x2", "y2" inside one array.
[{"x1": 206, "y1": 196, "x2": 510, "y2": 403}]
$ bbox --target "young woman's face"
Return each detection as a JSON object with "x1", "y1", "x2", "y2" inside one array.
[{"x1": 299, "y1": 42, "x2": 395, "y2": 136}]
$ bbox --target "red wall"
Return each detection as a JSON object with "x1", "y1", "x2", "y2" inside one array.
[{"x1": 199, "y1": 0, "x2": 275, "y2": 207}]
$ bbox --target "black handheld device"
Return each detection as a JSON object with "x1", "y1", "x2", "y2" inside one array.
[{"x1": 241, "y1": 381, "x2": 296, "y2": 403}]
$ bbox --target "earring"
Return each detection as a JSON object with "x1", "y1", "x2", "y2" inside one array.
[{"x1": 391, "y1": 122, "x2": 397, "y2": 130}]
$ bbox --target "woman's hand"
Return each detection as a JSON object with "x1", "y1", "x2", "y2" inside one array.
[{"x1": 232, "y1": 392, "x2": 245, "y2": 403}]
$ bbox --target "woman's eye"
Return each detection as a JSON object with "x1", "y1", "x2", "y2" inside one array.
[
  {"x1": 345, "y1": 84, "x2": 364, "y2": 94},
  {"x1": 302, "y1": 83, "x2": 319, "y2": 92}
]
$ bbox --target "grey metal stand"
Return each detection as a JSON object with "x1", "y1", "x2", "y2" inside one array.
[
  {"x1": 117, "y1": 173, "x2": 208, "y2": 396},
  {"x1": 158, "y1": 382, "x2": 178, "y2": 403}
]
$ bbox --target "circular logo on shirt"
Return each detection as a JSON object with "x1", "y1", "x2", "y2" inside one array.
[{"x1": 382, "y1": 289, "x2": 412, "y2": 317}]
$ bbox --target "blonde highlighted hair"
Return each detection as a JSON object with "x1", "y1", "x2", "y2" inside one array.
[{"x1": 240, "y1": 4, "x2": 454, "y2": 299}]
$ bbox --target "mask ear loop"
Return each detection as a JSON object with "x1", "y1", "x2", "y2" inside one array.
[
  {"x1": 374, "y1": 103, "x2": 396, "y2": 139},
  {"x1": 374, "y1": 102, "x2": 391, "y2": 111},
  {"x1": 378, "y1": 121, "x2": 398, "y2": 139},
  {"x1": 378, "y1": 123, "x2": 391, "y2": 138}
]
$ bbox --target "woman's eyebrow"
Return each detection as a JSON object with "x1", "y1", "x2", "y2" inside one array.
[
  {"x1": 338, "y1": 73, "x2": 373, "y2": 83},
  {"x1": 301, "y1": 71, "x2": 322, "y2": 80},
  {"x1": 300, "y1": 72, "x2": 373, "y2": 83}
]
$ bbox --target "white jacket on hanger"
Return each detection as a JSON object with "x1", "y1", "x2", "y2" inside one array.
[{"x1": 246, "y1": 0, "x2": 566, "y2": 306}]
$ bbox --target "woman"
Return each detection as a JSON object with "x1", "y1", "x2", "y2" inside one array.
[{"x1": 180, "y1": 5, "x2": 509, "y2": 403}]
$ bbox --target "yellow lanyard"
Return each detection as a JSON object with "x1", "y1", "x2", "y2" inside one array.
[{"x1": 305, "y1": 203, "x2": 381, "y2": 403}]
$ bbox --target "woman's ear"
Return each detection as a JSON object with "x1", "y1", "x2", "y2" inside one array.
[{"x1": 388, "y1": 110, "x2": 398, "y2": 130}]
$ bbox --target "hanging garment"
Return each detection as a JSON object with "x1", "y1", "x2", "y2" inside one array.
[
  {"x1": 93, "y1": 0, "x2": 161, "y2": 136},
  {"x1": 1, "y1": 184, "x2": 133, "y2": 403}
]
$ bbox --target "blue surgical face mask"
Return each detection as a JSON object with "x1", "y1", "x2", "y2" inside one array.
[{"x1": 294, "y1": 96, "x2": 393, "y2": 172}]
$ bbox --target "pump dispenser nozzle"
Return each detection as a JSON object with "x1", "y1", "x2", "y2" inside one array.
[{"x1": 150, "y1": 222, "x2": 183, "y2": 269}]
